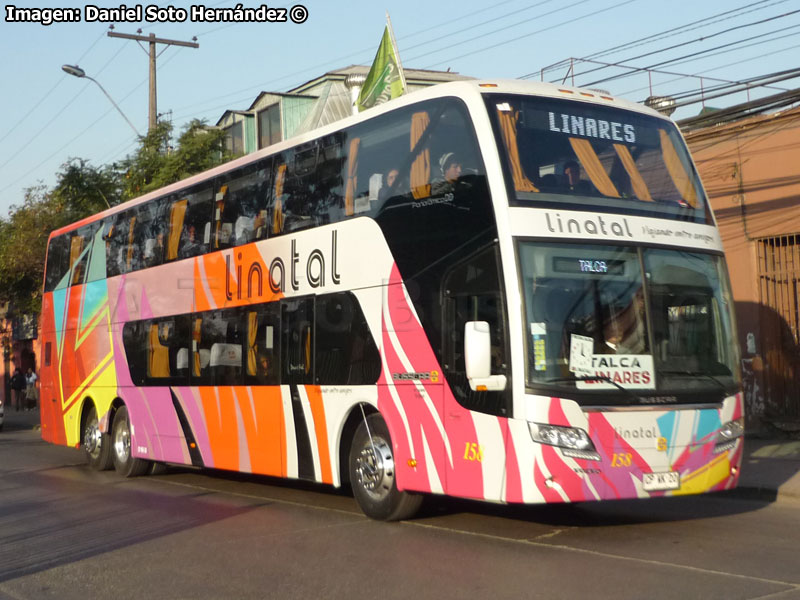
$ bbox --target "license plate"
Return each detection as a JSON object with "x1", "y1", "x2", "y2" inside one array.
[{"x1": 643, "y1": 471, "x2": 680, "y2": 491}]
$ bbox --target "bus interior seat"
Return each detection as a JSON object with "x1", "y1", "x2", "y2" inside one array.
[
  {"x1": 194, "y1": 348, "x2": 211, "y2": 376},
  {"x1": 234, "y1": 215, "x2": 255, "y2": 244},
  {"x1": 143, "y1": 238, "x2": 157, "y2": 260},
  {"x1": 176, "y1": 348, "x2": 189, "y2": 376},
  {"x1": 210, "y1": 342, "x2": 242, "y2": 384},
  {"x1": 539, "y1": 174, "x2": 557, "y2": 189},
  {"x1": 210, "y1": 343, "x2": 242, "y2": 366}
]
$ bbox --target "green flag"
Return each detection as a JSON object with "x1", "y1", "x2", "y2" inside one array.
[{"x1": 356, "y1": 26, "x2": 405, "y2": 112}]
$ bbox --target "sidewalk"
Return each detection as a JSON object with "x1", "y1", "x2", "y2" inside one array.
[
  {"x1": 735, "y1": 436, "x2": 800, "y2": 505},
  {"x1": 3, "y1": 409, "x2": 799, "y2": 505}
]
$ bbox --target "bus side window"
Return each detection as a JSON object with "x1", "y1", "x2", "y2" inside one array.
[
  {"x1": 281, "y1": 298, "x2": 314, "y2": 384},
  {"x1": 244, "y1": 303, "x2": 280, "y2": 386},
  {"x1": 315, "y1": 293, "x2": 381, "y2": 385},
  {"x1": 311, "y1": 133, "x2": 346, "y2": 225},
  {"x1": 122, "y1": 321, "x2": 148, "y2": 386},
  {"x1": 217, "y1": 159, "x2": 272, "y2": 249},
  {"x1": 105, "y1": 217, "x2": 126, "y2": 278},
  {"x1": 69, "y1": 223, "x2": 98, "y2": 287},
  {"x1": 271, "y1": 159, "x2": 288, "y2": 236},
  {"x1": 282, "y1": 142, "x2": 319, "y2": 233},
  {"x1": 146, "y1": 316, "x2": 191, "y2": 385},
  {"x1": 135, "y1": 198, "x2": 168, "y2": 269},
  {"x1": 45, "y1": 235, "x2": 70, "y2": 292},
  {"x1": 173, "y1": 185, "x2": 214, "y2": 260},
  {"x1": 192, "y1": 309, "x2": 242, "y2": 386}
]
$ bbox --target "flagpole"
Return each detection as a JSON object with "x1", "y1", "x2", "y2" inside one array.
[{"x1": 386, "y1": 11, "x2": 407, "y2": 93}]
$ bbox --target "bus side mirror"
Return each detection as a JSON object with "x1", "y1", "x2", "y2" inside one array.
[{"x1": 464, "y1": 321, "x2": 506, "y2": 392}]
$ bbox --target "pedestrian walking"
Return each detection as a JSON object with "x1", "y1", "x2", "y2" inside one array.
[
  {"x1": 25, "y1": 368, "x2": 38, "y2": 411},
  {"x1": 10, "y1": 369, "x2": 25, "y2": 412}
]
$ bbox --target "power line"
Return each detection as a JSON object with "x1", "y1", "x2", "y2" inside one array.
[
  {"x1": 0, "y1": 44, "x2": 129, "y2": 175},
  {"x1": 619, "y1": 38, "x2": 800, "y2": 98},
  {"x1": 422, "y1": 0, "x2": 637, "y2": 70},
  {"x1": 412, "y1": 0, "x2": 597, "y2": 67},
  {"x1": 529, "y1": 0, "x2": 789, "y2": 80},
  {"x1": 402, "y1": 0, "x2": 557, "y2": 54},
  {"x1": 576, "y1": 10, "x2": 800, "y2": 87},
  {"x1": 0, "y1": 27, "x2": 108, "y2": 146},
  {"x1": 576, "y1": 9, "x2": 800, "y2": 86}
]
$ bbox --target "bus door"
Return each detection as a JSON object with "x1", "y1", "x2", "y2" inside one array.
[
  {"x1": 381, "y1": 275, "x2": 446, "y2": 496},
  {"x1": 442, "y1": 247, "x2": 511, "y2": 502}
]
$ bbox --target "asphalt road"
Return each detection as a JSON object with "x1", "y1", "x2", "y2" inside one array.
[{"x1": 1, "y1": 412, "x2": 799, "y2": 600}]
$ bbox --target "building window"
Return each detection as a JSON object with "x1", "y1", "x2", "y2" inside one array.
[
  {"x1": 225, "y1": 121, "x2": 244, "y2": 155},
  {"x1": 258, "y1": 104, "x2": 281, "y2": 149}
]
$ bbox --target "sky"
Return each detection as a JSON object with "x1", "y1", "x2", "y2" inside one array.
[{"x1": 1, "y1": 0, "x2": 799, "y2": 216}]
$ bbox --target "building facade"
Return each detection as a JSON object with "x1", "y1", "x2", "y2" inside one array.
[
  {"x1": 217, "y1": 65, "x2": 472, "y2": 155},
  {"x1": 685, "y1": 103, "x2": 800, "y2": 427}
]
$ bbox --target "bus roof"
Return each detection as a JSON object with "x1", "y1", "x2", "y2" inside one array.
[{"x1": 49, "y1": 79, "x2": 667, "y2": 238}]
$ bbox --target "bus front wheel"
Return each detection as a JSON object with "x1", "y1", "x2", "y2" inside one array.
[
  {"x1": 111, "y1": 406, "x2": 150, "y2": 477},
  {"x1": 83, "y1": 405, "x2": 112, "y2": 471},
  {"x1": 349, "y1": 413, "x2": 422, "y2": 521}
]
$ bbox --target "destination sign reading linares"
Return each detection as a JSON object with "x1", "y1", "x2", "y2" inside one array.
[{"x1": 4, "y1": 4, "x2": 303, "y2": 25}]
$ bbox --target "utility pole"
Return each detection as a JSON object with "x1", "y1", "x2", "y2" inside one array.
[{"x1": 107, "y1": 29, "x2": 199, "y2": 132}]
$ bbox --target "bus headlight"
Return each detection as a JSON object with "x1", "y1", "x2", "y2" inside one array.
[
  {"x1": 713, "y1": 418, "x2": 744, "y2": 454},
  {"x1": 529, "y1": 423, "x2": 601, "y2": 461}
]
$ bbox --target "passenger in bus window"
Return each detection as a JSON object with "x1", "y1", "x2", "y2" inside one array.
[
  {"x1": 386, "y1": 168, "x2": 399, "y2": 188},
  {"x1": 432, "y1": 152, "x2": 466, "y2": 197},
  {"x1": 179, "y1": 225, "x2": 201, "y2": 258},
  {"x1": 378, "y1": 168, "x2": 400, "y2": 202},
  {"x1": 563, "y1": 160, "x2": 592, "y2": 194},
  {"x1": 234, "y1": 210, "x2": 267, "y2": 245},
  {"x1": 256, "y1": 353, "x2": 271, "y2": 385}
]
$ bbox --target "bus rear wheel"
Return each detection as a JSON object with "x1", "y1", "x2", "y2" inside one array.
[
  {"x1": 111, "y1": 406, "x2": 150, "y2": 477},
  {"x1": 349, "y1": 413, "x2": 422, "y2": 521},
  {"x1": 83, "y1": 405, "x2": 112, "y2": 471}
]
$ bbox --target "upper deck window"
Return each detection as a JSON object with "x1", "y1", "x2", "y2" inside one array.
[{"x1": 486, "y1": 94, "x2": 712, "y2": 224}]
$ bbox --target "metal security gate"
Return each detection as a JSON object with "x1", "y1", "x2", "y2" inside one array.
[{"x1": 757, "y1": 234, "x2": 800, "y2": 419}]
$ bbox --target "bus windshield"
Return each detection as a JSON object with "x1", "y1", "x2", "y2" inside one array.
[
  {"x1": 520, "y1": 242, "x2": 740, "y2": 399},
  {"x1": 487, "y1": 94, "x2": 711, "y2": 224}
]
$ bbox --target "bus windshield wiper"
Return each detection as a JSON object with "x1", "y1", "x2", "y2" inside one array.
[
  {"x1": 542, "y1": 375, "x2": 642, "y2": 402},
  {"x1": 657, "y1": 370, "x2": 728, "y2": 394}
]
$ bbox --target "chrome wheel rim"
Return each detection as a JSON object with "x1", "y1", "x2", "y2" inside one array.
[
  {"x1": 355, "y1": 435, "x2": 395, "y2": 501},
  {"x1": 113, "y1": 417, "x2": 131, "y2": 463},
  {"x1": 83, "y1": 416, "x2": 102, "y2": 459}
]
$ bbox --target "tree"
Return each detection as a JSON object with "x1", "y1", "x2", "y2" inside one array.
[
  {"x1": 0, "y1": 185, "x2": 66, "y2": 315},
  {"x1": 0, "y1": 118, "x2": 231, "y2": 318},
  {"x1": 120, "y1": 119, "x2": 229, "y2": 200},
  {"x1": 51, "y1": 157, "x2": 122, "y2": 216}
]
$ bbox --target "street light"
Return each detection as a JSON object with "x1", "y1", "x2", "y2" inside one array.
[{"x1": 61, "y1": 64, "x2": 142, "y2": 137}]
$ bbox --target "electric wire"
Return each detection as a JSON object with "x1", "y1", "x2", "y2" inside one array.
[
  {"x1": 422, "y1": 0, "x2": 637, "y2": 70},
  {"x1": 531, "y1": 0, "x2": 791, "y2": 81},
  {"x1": 576, "y1": 9, "x2": 800, "y2": 86},
  {"x1": 0, "y1": 27, "x2": 107, "y2": 146},
  {"x1": 7, "y1": 1, "x2": 798, "y2": 209},
  {"x1": 410, "y1": 0, "x2": 597, "y2": 66},
  {"x1": 619, "y1": 40, "x2": 800, "y2": 98},
  {"x1": 0, "y1": 43, "x2": 130, "y2": 174}
]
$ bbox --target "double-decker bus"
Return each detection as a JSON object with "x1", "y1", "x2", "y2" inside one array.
[{"x1": 40, "y1": 80, "x2": 743, "y2": 520}]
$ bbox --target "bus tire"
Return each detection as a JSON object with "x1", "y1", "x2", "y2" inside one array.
[
  {"x1": 349, "y1": 413, "x2": 422, "y2": 521},
  {"x1": 111, "y1": 406, "x2": 150, "y2": 477},
  {"x1": 83, "y1": 405, "x2": 112, "y2": 471}
]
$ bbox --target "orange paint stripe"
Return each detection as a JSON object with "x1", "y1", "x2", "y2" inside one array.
[
  {"x1": 61, "y1": 352, "x2": 114, "y2": 414},
  {"x1": 200, "y1": 386, "x2": 240, "y2": 471},
  {"x1": 235, "y1": 386, "x2": 284, "y2": 476},
  {"x1": 305, "y1": 385, "x2": 332, "y2": 484}
]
